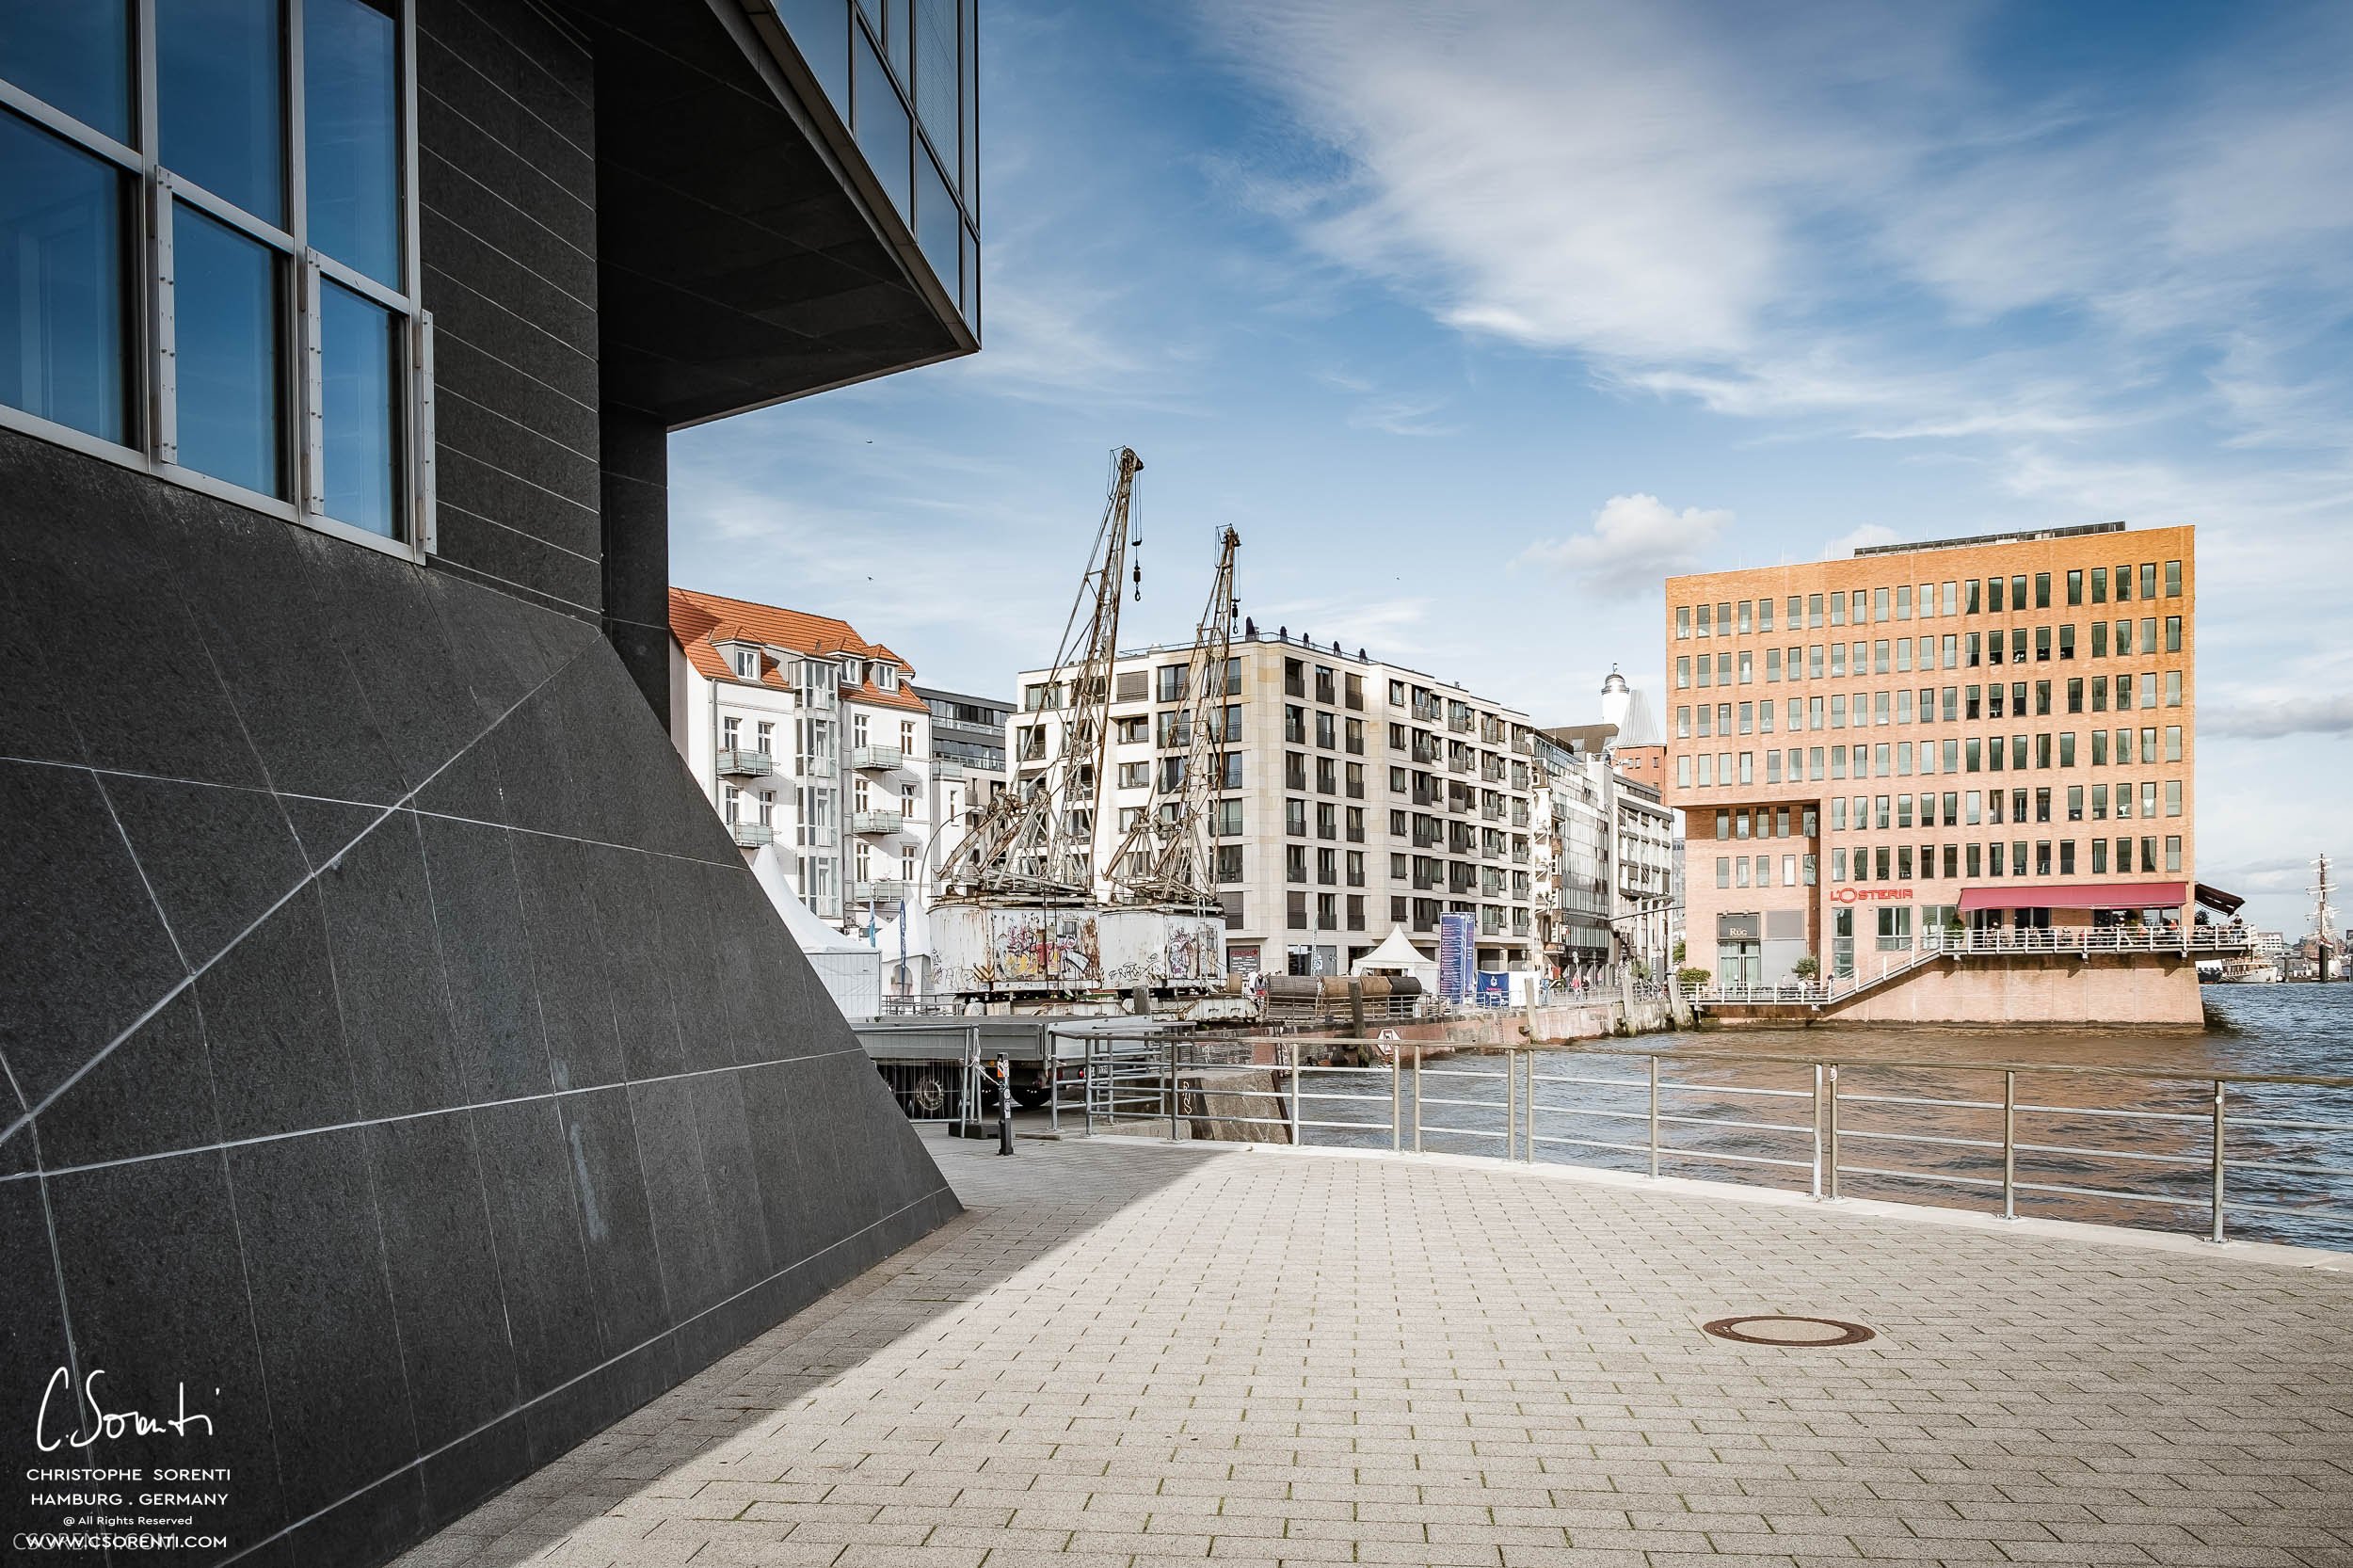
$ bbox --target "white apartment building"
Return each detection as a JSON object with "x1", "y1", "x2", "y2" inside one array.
[
  {"x1": 912, "y1": 683, "x2": 1012, "y2": 890},
  {"x1": 668, "y1": 590, "x2": 932, "y2": 943},
  {"x1": 1008, "y1": 627, "x2": 1542, "y2": 978}
]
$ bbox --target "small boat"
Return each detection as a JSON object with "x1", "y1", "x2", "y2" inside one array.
[{"x1": 2216, "y1": 954, "x2": 2279, "y2": 984}]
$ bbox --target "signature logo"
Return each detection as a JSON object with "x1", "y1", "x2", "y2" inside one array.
[{"x1": 35, "y1": 1368, "x2": 215, "y2": 1451}]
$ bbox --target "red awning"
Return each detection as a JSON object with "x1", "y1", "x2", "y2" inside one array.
[{"x1": 1956, "y1": 881, "x2": 2188, "y2": 912}]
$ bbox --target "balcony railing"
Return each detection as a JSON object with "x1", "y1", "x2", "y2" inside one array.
[
  {"x1": 728, "y1": 821, "x2": 775, "y2": 847},
  {"x1": 850, "y1": 745, "x2": 906, "y2": 772},
  {"x1": 851, "y1": 809, "x2": 906, "y2": 836},
  {"x1": 853, "y1": 879, "x2": 911, "y2": 904},
  {"x1": 716, "y1": 748, "x2": 774, "y2": 776}
]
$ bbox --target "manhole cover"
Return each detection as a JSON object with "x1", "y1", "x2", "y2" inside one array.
[{"x1": 1702, "y1": 1314, "x2": 1875, "y2": 1347}]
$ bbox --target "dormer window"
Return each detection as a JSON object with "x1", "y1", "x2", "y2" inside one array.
[
  {"x1": 732, "y1": 647, "x2": 759, "y2": 680},
  {"x1": 876, "y1": 664, "x2": 898, "y2": 691}
]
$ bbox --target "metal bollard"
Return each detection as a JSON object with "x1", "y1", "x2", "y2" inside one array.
[{"x1": 996, "y1": 1055, "x2": 1014, "y2": 1156}]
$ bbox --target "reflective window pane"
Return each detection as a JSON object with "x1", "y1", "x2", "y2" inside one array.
[
  {"x1": 160, "y1": 0, "x2": 286, "y2": 224},
  {"x1": 913, "y1": 0, "x2": 955, "y2": 153},
  {"x1": 174, "y1": 204, "x2": 284, "y2": 495},
  {"x1": 916, "y1": 148, "x2": 956, "y2": 297},
  {"x1": 0, "y1": 111, "x2": 129, "y2": 442},
  {"x1": 0, "y1": 0, "x2": 134, "y2": 141},
  {"x1": 318, "y1": 280, "x2": 397, "y2": 536},
  {"x1": 853, "y1": 29, "x2": 909, "y2": 221},
  {"x1": 303, "y1": 0, "x2": 399, "y2": 285},
  {"x1": 774, "y1": 0, "x2": 848, "y2": 115}
]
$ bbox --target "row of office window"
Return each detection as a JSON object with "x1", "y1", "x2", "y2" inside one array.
[
  {"x1": 2, "y1": 0, "x2": 418, "y2": 545},
  {"x1": 1675, "y1": 618, "x2": 2183, "y2": 688},
  {"x1": 1674, "y1": 562, "x2": 2185, "y2": 639},
  {"x1": 1711, "y1": 855, "x2": 1819, "y2": 889},
  {"x1": 1676, "y1": 727, "x2": 2185, "y2": 788},
  {"x1": 1819, "y1": 781, "x2": 2184, "y2": 832},
  {"x1": 1680, "y1": 673, "x2": 2185, "y2": 739},
  {"x1": 1819, "y1": 836, "x2": 2185, "y2": 882}
]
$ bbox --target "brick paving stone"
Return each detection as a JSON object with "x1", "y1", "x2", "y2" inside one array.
[{"x1": 393, "y1": 1132, "x2": 2353, "y2": 1568}]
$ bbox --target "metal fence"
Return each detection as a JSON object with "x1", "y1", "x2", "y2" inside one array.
[{"x1": 1051, "y1": 1036, "x2": 2353, "y2": 1249}]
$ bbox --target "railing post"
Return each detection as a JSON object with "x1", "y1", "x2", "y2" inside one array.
[
  {"x1": 1646, "y1": 1054, "x2": 1660, "y2": 1179},
  {"x1": 1412, "y1": 1045, "x2": 1422, "y2": 1154},
  {"x1": 1289, "y1": 1040, "x2": 1303, "y2": 1148},
  {"x1": 2002, "y1": 1069, "x2": 2017, "y2": 1221},
  {"x1": 1810, "y1": 1064, "x2": 1823, "y2": 1198},
  {"x1": 1523, "y1": 1052, "x2": 1536, "y2": 1162},
  {"x1": 1826, "y1": 1065, "x2": 1841, "y2": 1201},
  {"x1": 1506, "y1": 1048, "x2": 1518, "y2": 1162},
  {"x1": 1390, "y1": 1040, "x2": 1401, "y2": 1153},
  {"x1": 2210, "y1": 1080, "x2": 2226, "y2": 1244},
  {"x1": 1167, "y1": 1038, "x2": 1179, "y2": 1144}
]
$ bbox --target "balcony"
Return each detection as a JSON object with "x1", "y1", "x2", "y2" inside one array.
[
  {"x1": 853, "y1": 879, "x2": 911, "y2": 904},
  {"x1": 850, "y1": 745, "x2": 906, "y2": 772},
  {"x1": 728, "y1": 821, "x2": 775, "y2": 847},
  {"x1": 852, "y1": 810, "x2": 906, "y2": 836},
  {"x1": 716, "y1": 748, "x2": 774, "y2": 777}
]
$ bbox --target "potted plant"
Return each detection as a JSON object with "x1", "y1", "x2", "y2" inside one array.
[{"x1": 1792, "y1": 954, "x2": 1819, "y2": 981}]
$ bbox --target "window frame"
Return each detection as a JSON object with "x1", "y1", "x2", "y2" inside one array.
[{"x1": 0, "y1": 0, "x2": 431, "y2": 559}]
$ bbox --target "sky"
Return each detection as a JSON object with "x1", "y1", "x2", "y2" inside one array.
[{"x1": 671, "y1": 0, "x2": 2353, "y2": 936}]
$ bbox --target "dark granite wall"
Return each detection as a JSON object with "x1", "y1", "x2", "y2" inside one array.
[
  {"x1": 0, "y1": 432, "x2": 957, "y2": 1565},
  {"x1": 0, "y1": 5, "x2": 966, "y2": 1563},
  {"x1": 416, "y1": 0, "x2": 603, "y2": 620}
]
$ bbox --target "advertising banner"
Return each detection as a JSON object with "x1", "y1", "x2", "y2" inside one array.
[{"x1": 1438, "y1": 912, "x2": 1475, "y2": 1001}]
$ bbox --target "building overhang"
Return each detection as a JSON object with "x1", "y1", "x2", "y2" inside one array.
[
  {"x1": 1956, "y1": 882, "x2": 2188, "y2": 913},
  {"x1": 557, "y1": 0, "x2": 976, "y2": 428}
]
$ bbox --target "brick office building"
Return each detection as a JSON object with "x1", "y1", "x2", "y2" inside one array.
[{"x1": 1663, "y1": 523, "x2": 2205, "y2": 1022}]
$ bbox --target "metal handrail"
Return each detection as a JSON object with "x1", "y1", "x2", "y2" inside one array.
[{"x1": 1063, "y1": 1035, "x2": 2352, "y2": 1248}]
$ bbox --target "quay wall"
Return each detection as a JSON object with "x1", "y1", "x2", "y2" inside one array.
[{"x1": 1704, "y1": 954, "x2": 2204, "y2": 1028}]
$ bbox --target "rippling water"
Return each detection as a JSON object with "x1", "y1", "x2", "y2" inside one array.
[{"x1": 1287, "y1": 984, "x2": 2353, "y2": 1251}]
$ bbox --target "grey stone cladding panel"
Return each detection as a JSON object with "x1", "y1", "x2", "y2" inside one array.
[{"x1": 0, "y1": 424, "x2": 956, "y2": 1568}]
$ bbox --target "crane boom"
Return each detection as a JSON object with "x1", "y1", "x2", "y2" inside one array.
[
  {"x1": 1106, "y1": 525, "x2": 1239, "y2": 910},
  {"x1": 935, "y1": 447, "x2": 1144, "y2": 902}
]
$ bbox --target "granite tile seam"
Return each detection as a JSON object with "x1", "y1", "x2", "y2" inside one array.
[
  {"x1": 416, "y1": 80, "x2": 598, "y2": 215},
  {"x1": 428, "y1": 556, "x2": 602, "y2": 622},
  {"x1": 218, "y1": 1183, "x2": 961, "y2": 1568},
  {"x1": 427, "y1": 294, "x2": 600, "y2": 415},
  {"x1": 439, "y1": 438, "x2": 604, "y2": 516},
  {"x1": 435, "y1": 498, "x2": 603, "y2": 566},
  {"x1": 437, "y1": 383, "x2": 602, "y2": 472},
  {"x1": 0, "y1": 760, "x2": 743, "y2": 872},
  {"x1": 0, "y1": 1043, "x2": 880, "y2": 1183},
  {"x1": 413, "y1": 46, "x2": 596, "y2": 167},
  {"x1": 424, "y1": 0, "x2": 596, "y2": 126},
  {"x1": 417, "y1": 181, "x2": 596, "y2": 306},
  {"x1": 0, "y1": 632, "x2": 605, "y2": 1150}
]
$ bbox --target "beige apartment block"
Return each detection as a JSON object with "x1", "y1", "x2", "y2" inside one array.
[
  {"x1": 1663, "y1": 522, "x2": 2197, "y2": 994},
  {"x1": 1010, "y1": 631, "x2": 1542, "y2": 977}
]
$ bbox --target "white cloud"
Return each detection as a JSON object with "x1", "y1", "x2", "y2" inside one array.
[
  {"x1": 2201, "y1": 693, "x2": 2353, "y2": 741},
  {"x1": 1519, "y1": 494, "x2": 1734, "y2": 593},
  {"x1": 1193, "y1": 0, "x2": 2353, "y2": 476},
  {"x1": 1826, "y1": 523, "x2": 1901, "y2": 557}
]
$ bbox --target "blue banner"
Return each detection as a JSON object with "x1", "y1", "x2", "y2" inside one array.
[{"x1": 1438, "y1": 912, "x2": 1475, "y2": 1002}]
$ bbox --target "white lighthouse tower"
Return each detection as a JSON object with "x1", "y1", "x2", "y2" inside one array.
[{"x1": 1600, "y1": 664, "x2": 1633, "y2": 732}]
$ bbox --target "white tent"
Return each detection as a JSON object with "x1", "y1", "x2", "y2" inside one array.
[
  {"x1": 747, "y1": 845, "x2": 882, "y2": 1016},
  {"x1": 1352, "y1": 925, "x2": 1439, "y2": 989}
]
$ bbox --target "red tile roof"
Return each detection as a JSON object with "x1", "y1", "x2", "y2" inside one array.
[{"x1": 668, "y1": 587, "x2": 931, "y2": 712}]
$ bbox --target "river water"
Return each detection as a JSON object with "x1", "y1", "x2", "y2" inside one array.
[{"x1": 1288, "y1": 984, "x2": 2353, "y2": 1251}]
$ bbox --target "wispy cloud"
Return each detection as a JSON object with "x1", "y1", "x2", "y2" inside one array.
[
  {"x1": 1518, "y1": 493, "x2": 1734, "y2": 593},
  {"x1": 2201, "y1": 693, "x2": 2353, "y2": 741}
]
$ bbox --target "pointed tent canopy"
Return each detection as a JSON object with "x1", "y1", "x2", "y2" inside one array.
[
  {"x1": 747, "y1": 843, "x2": 870, "y2": 952},
  {"x1": 1353, "y1": 925, "x2": 1439, "y2": 986}
]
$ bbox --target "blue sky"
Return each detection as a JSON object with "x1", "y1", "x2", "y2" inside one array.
[{"x1": 673, "y1": 0, "x2": 2353, "y2": 936}]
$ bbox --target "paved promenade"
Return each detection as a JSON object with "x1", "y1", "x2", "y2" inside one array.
[{"x1": 396, "y1": 1131, "x2": 2353, "y2": 1568}]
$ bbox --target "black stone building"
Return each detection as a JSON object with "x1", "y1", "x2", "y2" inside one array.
[{"x1": 0, "y1": 3, "x2": 977, "y2": 1562}]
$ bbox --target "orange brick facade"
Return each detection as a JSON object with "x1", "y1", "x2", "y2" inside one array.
[{"x1": 1663, "y1": 524, "x2": 2196, "y2": 985}]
